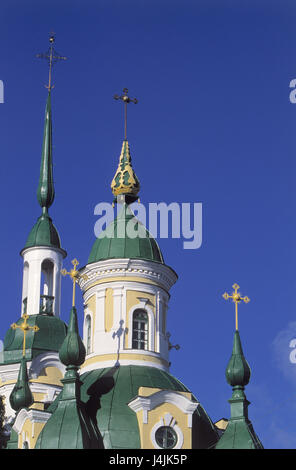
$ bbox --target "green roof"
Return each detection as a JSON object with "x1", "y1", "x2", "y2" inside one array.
[
  {"x1": 46, "y1": 365, "x2": 219, "y2": 449},
  {"x1": 2, "y1": 314, "x2": 67, "y2": 364},
  {"x1": 24, "y1": 211, "x2": 62, "y2": 251},
  {"x1": 88, "y1": 204, "x2": 164, "y2": 265}
]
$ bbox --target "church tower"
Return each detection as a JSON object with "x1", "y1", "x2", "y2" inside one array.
[
  {"x1": 20, "y1": 90, "x2": 66, "y2": 320},
  {"x1": 79, "y1": 139, "x2": 177, "y2": 373},
  {"x1": 71, "y1": 89, "x2": 219, "y2": 449},
  {"x1": 0, "y1": 36, "x2": 68, "y2": 432}
]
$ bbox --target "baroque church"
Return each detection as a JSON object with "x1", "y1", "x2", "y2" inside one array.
[{"x1": 0, "y1": 37, "x2": 263, "y2": 450}]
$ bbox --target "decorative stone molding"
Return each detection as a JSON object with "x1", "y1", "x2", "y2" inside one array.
[
  {"x1": 13, "y1": 408, "x2": 51, "y2": 434},
  {"x1": 79, "y1": 258, "x2": 178, "y2": 294},
  {"x1": 128, "y1": 390, "x2": 199, "y2": 428}
]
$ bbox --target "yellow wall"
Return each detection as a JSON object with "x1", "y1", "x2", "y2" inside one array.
[
  {"x1": 34, "y1": 366, "x2": 63, "y2": 386},
  {"x1": 18, "y1": 418, "x2": 46, "y2": 449},
  {"x1": 105, "y1": 288, "x2": 114, "y2": 332},
  {"x1": 133, "y1": 387, "x2": 193, "y2": 449}
]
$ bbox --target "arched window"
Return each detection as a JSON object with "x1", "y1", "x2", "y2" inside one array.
[
  {"x1": 85, "y1": 315, "x2": 92, "y2": 355},
  {"x1": 132, "y1": 309, "x2": 148, "y2": 350},
  {"x1": 40, "y1": 260, "x2": 54, "y2": 315}
]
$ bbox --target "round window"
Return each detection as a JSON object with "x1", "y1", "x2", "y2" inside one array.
[{"x1": 155, "y1": 426, "x2": 178, "y2": 449}]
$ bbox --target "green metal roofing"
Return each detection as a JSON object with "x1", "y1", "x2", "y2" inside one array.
[
  {"x1": 88, "y1": 204, "x2": 164, "y2": 265},
  {"x1": 45, "y1": 365, "x2": 219, "y2": 449},
  {"x1": 24, "y1": 211, "x2": 62, "y2": 250},
  {"x1": 35, "y1": 396, "x2": 103, "y2": 449},
  {"x1": 6, "y1": 428, "x2": 18, "y2": 449},
  {"x1": 2, "y1": 314, "x2": 67, "y2": 364},
  {"x1": 215, "y1": 416, "x2": 263, "y2": 449}
]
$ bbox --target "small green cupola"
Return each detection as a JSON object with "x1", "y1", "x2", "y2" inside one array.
[
  {"x1": 35, "y1": 306, "x2": 103, "y2": 449},
  {"x1": 24, "y1": 91, "x2": 63, "y2": 252},
  {"x1": 216, "y1": 284, "x2": 263, "y2": 449}
]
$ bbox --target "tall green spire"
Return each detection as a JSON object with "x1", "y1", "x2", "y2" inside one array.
[
  {"x1": 23, "y1": 91, "x2": 64, "y2": 252},
  {"x1": 9, "y1": 357, "x2": 34, "y2": 412},
  {"x1": 37, "y1": 91, "x2": 55, "y2": 213},
  {"x1": 215, "y1": 330, "x2": 263, "y2": 449}
]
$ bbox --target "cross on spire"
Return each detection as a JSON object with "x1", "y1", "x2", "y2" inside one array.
[
  {"x1": 114, "y1": 88, "x2": 138, "y2": 140},
  {"x1": 11, "y1": 315, "x2": 39, "y2": 357},
  {"x1": 222, "y1": 283, "x2": 250, "y2": 331},
  {"x1": 61, "y1": 259, "x2": 88, "y2": 307},
  {"x1": 36, "y1": 32, "x2": 67, "y2": 91}
]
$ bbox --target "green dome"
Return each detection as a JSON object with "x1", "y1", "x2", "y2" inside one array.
[
  {"x1": 2, "y1": 315, "x2": 67, "y2": 364},
  {"x1": 45, "y1": 365, "x2": 219, "y2": 449},
  {"x1": 24, "y1": 211, "x2": 62, "y2": 251},
  {"x1": 9, "y1": 357, "x2": 34, "y2": 412},
  {"x1": 59, "y1": 307, "x2": 86, "y2": 367},
  {"x1": 225, "y1": 331, "x2": 251, "y2": 387},
  {"x1": 88, "y1": 204, "x2": 164, "y2": 265}
]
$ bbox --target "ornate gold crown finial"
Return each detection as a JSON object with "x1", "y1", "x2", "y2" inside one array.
[
  {"x1": 111, "y1": 89, "x2": 140, "y2": 203},
  {"x1": 110, "y1": 140, "x2": 140, "y2": 200},
  {"x1": 222, "y1": 283, "x2": 250, "y2": 331},
  {"x1": 36, "y1": 32, "x2": 67, "y2": 91},
  {"x1": 61, "y1": 259, "x2": 88, "y2": 307},
  {"x1": 11, "y1": 315, "x2": 40, "y2": 357},
  {"x1": 114, "y1": 88, "x2": 138, "y2": 141}
]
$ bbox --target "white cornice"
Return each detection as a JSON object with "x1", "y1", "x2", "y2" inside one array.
[
  {"x1": 20, "y1": 245, "x2": 67, "y2": 259},
  {"x1": 13, "y1": 408, "x2": 51, "y2": 434},
  {"x1": 78, "y1": 258, "x2": 178, "y2": 294},
  {"x1": 128, "y1": 390, "x2": 199, "y2": 428}
]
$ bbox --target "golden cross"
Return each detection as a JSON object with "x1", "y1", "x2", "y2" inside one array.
[
  {"x1": 11, "y1": 315, "x2": 39, "y2": 357},
  {"x1": 114, "y1": 88, "x2": 138, "y2": 140},
  {"x1": 222, "y1": 283, "x2": 250, "y2": 331},
  {"x1": 61, "y1": 259, "x2": 88, "y2": 307},
  {"x1": 36, "y1": 32, "x2": 67, "y2": 91}
]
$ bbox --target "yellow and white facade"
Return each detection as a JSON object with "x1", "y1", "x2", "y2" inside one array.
[{"x1": 79, "y1": 257, "x2": 178, "y2": 374}]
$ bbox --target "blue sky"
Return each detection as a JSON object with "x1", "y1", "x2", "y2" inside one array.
[{"x1": 0, "y1": 0, "x2": 296, "y2": 449}]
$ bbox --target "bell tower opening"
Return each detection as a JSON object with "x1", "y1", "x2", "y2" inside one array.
[{"x1": 40, "y1": 259, "x2": 54, "y2": 315}]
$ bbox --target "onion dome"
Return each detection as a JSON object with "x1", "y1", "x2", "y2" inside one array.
[
  {"x1": 35, "y1": 306, "x2": 103, "y2": 449},
  {"x1": 111, "y1": 140, "x2": 140, "y2": 204},
  {"x1": 2, "y1": 315, "x2": 67, "y2": 364},
  {"x1": 59, "y1": 307, "x2": 86, "y2": 367},
  {"x1": 9, "y1": 357, "x2": 33, "y2": 412},
  {"x1": 88, "y1": 203, "x2": 164, "y2": 264},
  {"x1": 225, "y1": 330, "x2": 251, "y2": 388}
]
